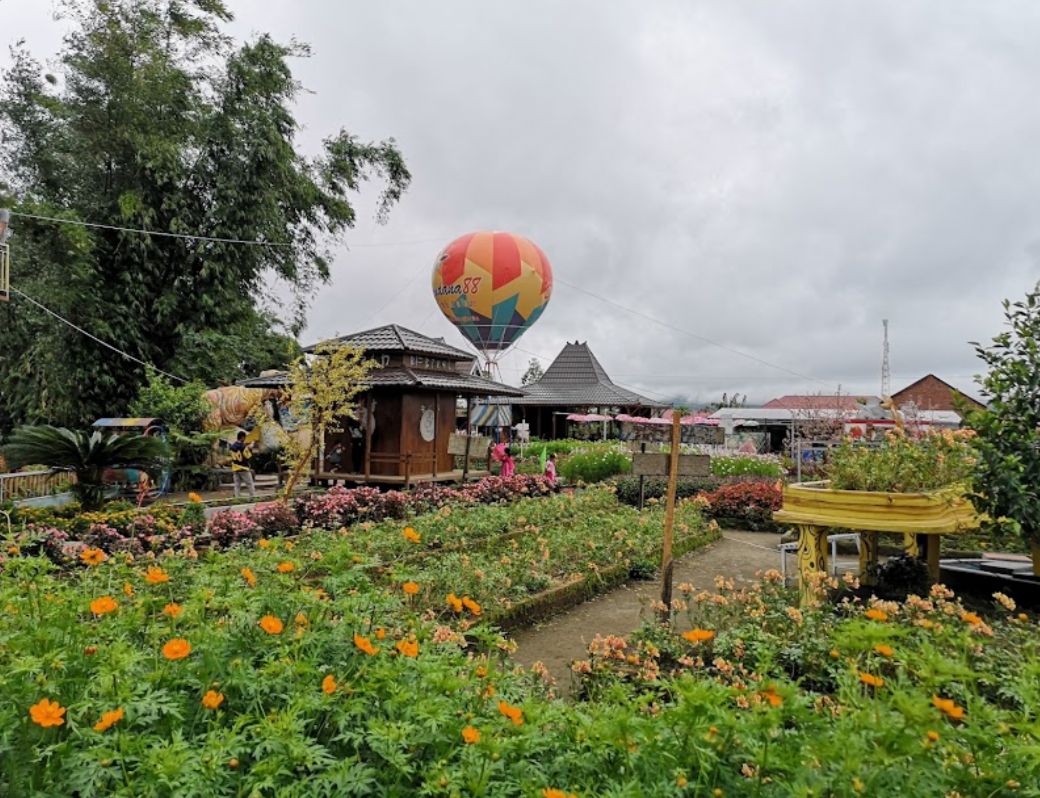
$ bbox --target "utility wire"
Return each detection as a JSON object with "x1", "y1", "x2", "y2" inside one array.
[
  {"x1": 10, "y1": 287, "x2": 189, "y2": 383},
  {"x1": 555, "y1": 276, "x2": 834, "y2": 389}
]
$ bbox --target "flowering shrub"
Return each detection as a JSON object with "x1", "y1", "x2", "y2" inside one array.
[
  {"x1": 207, "y1": 508, "x2": 262, "y2": 547},
  {"x1": 698, "y1": 481, "x2": 783, "y2": 530},
  {"x1": 710, "y1": 452, "x2": 784, "y2": 479},
  {"x1": 827, "y1": 429, "x2": 976, "y2": 492},
  {"x1": 559, "y1": 450, "x2": 631, "y2": 483}
]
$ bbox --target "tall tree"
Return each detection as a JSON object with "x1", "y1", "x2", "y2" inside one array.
[
  {"x1": 521, "y1": 358, "x2": 544, "y2": 385},
  {"x1": 0, "y1": 0, "x2": 409, "y2": 429}
]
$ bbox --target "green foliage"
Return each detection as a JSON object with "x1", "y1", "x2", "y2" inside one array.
[
  {"x1": 615, "y1": 475, "x2": 727, "y2": 505},
  {"x1": 2, "y1": 426, "x2": 169, "y2": 510},
  {"x1": 559, "y1": 449, "x2": 631, "y2": 483},
  {"x1": 128, "y1": 370, "x2": 209, "y2": 433},
  {"x1": 967, "y1": 281, "x2": 1040, "y2": 544},
  {"x1": 826, "y1": 431, "x2": 975, "y2": 493},
  {"x1": 710, "y1": 453, "x2": 783, "y2": 479},
  {"x1": 0, "y1": 0, "x2": 409, "y2": 429}
]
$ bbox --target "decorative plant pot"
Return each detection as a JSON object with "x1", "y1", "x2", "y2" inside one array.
[{"x1": 773, "y1": 481, "x2": 981, "y2": 604}]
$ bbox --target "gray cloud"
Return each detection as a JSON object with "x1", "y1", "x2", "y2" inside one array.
[{"x1": 5, "y1": 0, "x2": 1039, "y2": 404}]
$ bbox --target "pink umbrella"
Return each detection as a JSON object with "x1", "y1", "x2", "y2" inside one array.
[
  {"x1": 565, "y1": 413, "x2": 588, "y2": 422},
  {"x1": 583, "y1": 413, "x2": 614, "y2": 422},
  {"x1": 646, "y1": 416, "x2": 673, "y2": 426}
]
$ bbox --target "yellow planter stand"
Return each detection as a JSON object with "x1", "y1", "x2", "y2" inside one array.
[{"x1": 773, "y1": 481, "x2": 981, "y2": 604}]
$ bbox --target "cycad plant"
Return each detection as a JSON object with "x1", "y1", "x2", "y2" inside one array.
[{"x1": 3, "y1": 426, "x2": 170, "y2": 510}]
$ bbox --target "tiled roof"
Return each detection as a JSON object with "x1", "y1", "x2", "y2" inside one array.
[
  {"x1": 238, "y1": 367, "x2": 521, "y2": 397},
  {"x1": 303, "y1": 324, "x2": 475, "y2": 361},
  {"x1": 514, "y1": 341, "x2": 666, "y2": 408}
]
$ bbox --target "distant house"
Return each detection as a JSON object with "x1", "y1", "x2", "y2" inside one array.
[
  {"x1": 891, "y1": 375, "x2": 985, "y2": 414},
  {"x1": 511, "y1": 341, "x2": 666, "y2": 438}
]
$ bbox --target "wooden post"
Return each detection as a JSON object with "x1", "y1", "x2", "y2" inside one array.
[
  {"x1": 363, "y1": 394, "x2": 373, "y2": 482},
  {"x1": 658, "y1": 412, "x2": 682, "y2": 623},
  {"x1": 431, "y1": 402, "x2": 438, "y2": 480},
  {"x1": 404, "y1": 453, "x2": 412, "y2": 489},
  {"x1": 462, "y1": 395, "x2": 473, "y2": 481},
  {"x1": 638, "y1": 441, "x2": 646, "y2": 511}
]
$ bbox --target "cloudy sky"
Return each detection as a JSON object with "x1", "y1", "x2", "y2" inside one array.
[{"x1": 5, "y1": 1, "x2": 1039, "y2": 405}]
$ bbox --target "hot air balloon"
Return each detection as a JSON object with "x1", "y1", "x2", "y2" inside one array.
[{"x1": 431, "y1": 231, "x2": 553, "y2": 369}]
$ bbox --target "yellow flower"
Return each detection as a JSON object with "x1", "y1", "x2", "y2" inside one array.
[
  {"x1": 498, "y1": 700, "x2": 524, "y2": 726},
  {"x1": 462, "y1": 597, "x2": 482, "y2": 616},
  {"x1": 240, "y1": 567, "x2": 256, "y2": 587},
  {"x1": 462, "y1": 725, "x2": 480, "y2": 744},
  {"x1": 188, "y1": 492, "x2": 203, "y2": 503},
  {"x1": 859, "y1": 672, "x2": 884, "y2": 688},
  {"x1": 93, "y1": 706, "x2": 124, "y2": 732},
  {"x1": 276, "y1": 561, "x2": 295, "y2": 574},
  {"x1": 873, "y1": 644, "x2": 894, "y2": 657},
  {"x1": 201, "y1": 690, "x2": 224, "y2": 710},
  {"x1": 403, "y1": 527, "x2": 421, "y2": 544},
  {"x1": 29, "y1": 698, "x2": 66, "y2": 728},
  {"x1": 676, "y1": 774, "x2": 688, "y2": 788},
  {"x1": 864, "y1": 608, "x2": 888, "y2": 622},
  {"x1": 926, "y1": 730, "x2": 940, "y2": 742},
  {"x1": 354, "y1": 633, "x2": 379, "y2": 656},
  {"x1": 123, "y1": 582, "x2": 134, "y2": 597},
  {"x1": 396, "y1": 639, "x2": 419, "y2": 658},
  {"x1": 682, "y1": 628, "x2": 715, "y2": 644},
  {"x1": 932, "y1": 695, "x2": 965, "y2": 721},
  {"x1": 162, "y1": 602, "x2": 182, "y2": 618},
  {"x1": 89, "y1": 596, "x2": 118, "y2": 616},
  {"x1": 162, "y1": 638, "x2": 192, "y2": 660},
  {"x1": 144, "y1": 566, "x2": 169, "y2": 584},
  {"x1": 81, "y1": 548, "x2": 107, "y2": 566},
  {"x1": 446, "y1": 593, "x2": 464, "y2": 613},
  {"x1": 258, "y1": 615, "x2": 284, "y2": 635},
  {"x1": 852, "y1": 777, "x2": 865, "y2": 794},
  {"x1": 258, "y1": 538, "x2": 271, "y2": 549},
  {"x1": 402, "y1": 581, "x2": 420, "y2": 595},
  {"x1": 322, "y1": 674, "x2": 337, "y2": 695},
  {"x1": 829, "y1": 649, "x2": 840, "y2": 659},
  {"x1": 960, "y1": 611, "x2": 982, "y2": 626}
]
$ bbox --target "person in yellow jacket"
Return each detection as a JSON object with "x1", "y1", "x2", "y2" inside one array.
[{"x1": 229, "y1": 430, "x2": 256, "y2": 499}]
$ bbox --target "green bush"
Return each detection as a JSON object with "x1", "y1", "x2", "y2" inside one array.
[
  {"x1": 615, "y1": 475, "x2": 726, "y2": 505},
  {"x1": 710, "y1": 453, "x2": 783, "y2": 479},
  {"x1": 559, "y1": 450, "x2": 631, "y2": 483}
]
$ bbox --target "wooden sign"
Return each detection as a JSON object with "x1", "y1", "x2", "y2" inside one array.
[
  {"x1": 632, "y1": 453, "x2": 710, "y2": 478},
  {"x1": 449, "y1": 433, "x2": 490, "y2": 457}
]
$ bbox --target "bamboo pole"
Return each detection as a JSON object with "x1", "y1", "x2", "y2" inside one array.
[{"x1": 658, "y1": 411, "x2": 682, "y2": 623}]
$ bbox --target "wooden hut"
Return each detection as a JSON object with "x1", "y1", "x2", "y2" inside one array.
[{"x1": 241, "y1": 325, "x2": 521, "y2": 487}]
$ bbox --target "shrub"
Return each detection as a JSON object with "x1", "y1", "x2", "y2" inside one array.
[
  {"x1": 560, "y1": 450, "x2": 631, "y2": 483},
  {"x1": 247, "y1": 501, "x2": 300, "y2": 537},
  {"x1": 827, "y1": 430, "x2": 975, "y2": 492},
  {"x1": 700, "y1": 481, "x2": 783, "y2": 530},
  {"x1": 206, "y1": 509, "x2": 261, "y2": 547},
  {"x1": 710, "y1": 453, "x2": 784, "y2": 479}
]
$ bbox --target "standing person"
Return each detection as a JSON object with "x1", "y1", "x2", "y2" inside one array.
[
  {"x1": 350, "y1": 424, "x2": 364, "y2": 473},
  {"x1": 500, "y1": 446, "x2": 516, "y2": 478},
  {"x1": 229, "y1": 431, "x2": 256, "y2": 499},
  {"x1": 544, "y1": 452, "x2": 558, "y2": 488}
]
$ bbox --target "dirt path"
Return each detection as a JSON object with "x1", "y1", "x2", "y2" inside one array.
[{"x1": 510, "y1": 531, "x2": 795, "y2": 687}]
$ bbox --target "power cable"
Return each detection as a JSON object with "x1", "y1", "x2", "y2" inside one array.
[{"x1": 9, "y1": 287, "x2": 189, "y2": 383}]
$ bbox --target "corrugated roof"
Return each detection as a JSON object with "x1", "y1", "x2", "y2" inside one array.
[
  {"x1": 238, "y1": 367, "x2": 521, "y2": 397},
  {"x1": 514, "y1": 341, "x2": 666, "y2": 408},
  {"x1": 762, "y1": 395, "x2": 873, "y2": 411},
  {"x1": 303, "y1": 324, "x2": 475, "y2": 361}
]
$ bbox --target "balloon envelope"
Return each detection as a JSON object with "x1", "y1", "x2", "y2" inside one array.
[{"x1": 432, "y1": 231, "x2": 552, "y2": 354}]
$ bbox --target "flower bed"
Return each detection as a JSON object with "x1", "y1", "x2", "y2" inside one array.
[{"x1": 615, "y1": 476, "x2": 782, "y2": 530}]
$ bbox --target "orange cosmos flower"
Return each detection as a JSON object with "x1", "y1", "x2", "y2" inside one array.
[
  {"x1": 374, "y1": 627, "x2": 386, "y2": 640},
  {"x1": 402, "y1": 581, "x2": 420, "y2": 595},
  {"x1": 123, "y1": 582, "x2": 134, "y2": 597},
  {"x1": 258, "y1": 615, "x2": 284, "y2": 635},
  {"x1": 144, "y1": 566, "x2": 169, "y2": 584},
  {"x1": 276, "y1": 561, "x2": 295, "y2": 574},
  {"x1": 926, "y1": 730, "x2": 940, "y2": 742},
  {"x1": 542, "y1": 789, "x2": 576, "y2": 798},
  {"x1": 201, "y1": 690, "x2": 224, "y2": 710},
  {"x1": 682, "y1": 628, "x2": 715, "y2": 644},
  {"x1": 258, "y1": 538, "x2": 271, "y2": 549},
  {"x1": 188, "y1": 492, "x2": 203, "y2": 503},
  {"x1": 240, "y1": 567, "x2": 256, "y2": 587},
  {"x1": 864, "y1": 608, "x2": 888, "y2": 622},
  {"x1": 29, "y1": 698, "x2": 66, "y2": 728},
  {"x1": 446, "y1": 593, "x2": 464, "y2": 613},
  {"x1": 396, "y1": 639, "x2": 419, "y2": 658},
  {"x1": 758, "y1": 684, "x2": 783, "y2": 707},
  {"x1": 403, "y1": 527, "x2": 421, "y2": 544},
  {"x1": 960, "y1": 611, "x2": 982, "y2": 627},
  {"x1": 89, "y1": 596, "x2": 118, "y2": 616},
  {"x1": 322, "y1": 675, "x2": 337, "y2": 695},
  {"x1": 354, "y1": 633, "x2": 379, "y2": 656},
  {"x1": 162, "y1": 602, "x2": 182, "y2": 619},
  {"x1": 498, "y1": 700, "x2": 524, "y2": 726},
  {"x1": 462, "y1": 725, "x2": 481, "y2": 744},
  {"x1": 859, "y1": 672, "x2": 884, "y2": 688},
  {"x1": 932, "y1": 695, "x2": 965, "y2": 721},
  {"x1": 873, "y1": 644, "x2": 894, "y2": 657},
  {"x1": 162, "y1": 638, "x2": 192, "y2": 660},
  {"x1": 462, "y1": 597, "x2": 482, "y2": 616},
  {"x1": 93, "y1": 707, "x2": 124, "y2": 732},
  {"x1": 81, "y1": 548, "x2": 107, "y2": 566}
]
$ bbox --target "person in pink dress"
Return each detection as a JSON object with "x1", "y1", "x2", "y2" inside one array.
[
  {"x1": 544, "y1": 452, "x2": 557, "y2": 487},
  {"x1": 500, "y1": 446, "x2": 516, "y2": 478}
]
